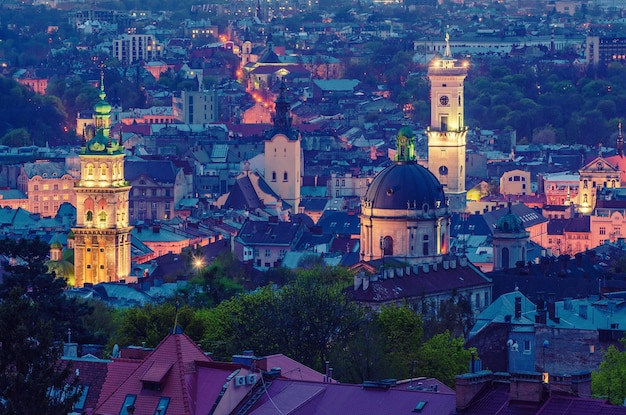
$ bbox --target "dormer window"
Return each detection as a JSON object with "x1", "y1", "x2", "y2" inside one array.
[{"x1": 141, "y1": 362, "x2": 172, "y2": 392}]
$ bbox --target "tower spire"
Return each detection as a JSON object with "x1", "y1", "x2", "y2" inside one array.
[
  {"x1": 99, "y1": 70, "x2": 106, "y2": 101},
  {"x1": 270, "y1": 80, "x2": 293, "y2": 136},
  {"x1": 618, "y1": 120, "x2": 623, "y2": 157}
]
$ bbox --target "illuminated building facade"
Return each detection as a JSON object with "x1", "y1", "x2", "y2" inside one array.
[{"x1": 72, "y1": 76, "x2": 133, "y2": 287}]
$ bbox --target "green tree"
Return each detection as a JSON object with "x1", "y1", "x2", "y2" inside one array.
[
  {"x1": 417, "y1": 330, "x2": 473, "y2": 387},
  {"x1": 1, "y1": 127, "x2": 31, "y2": 146},
  {"x1": 592, "y1": 339, "x2": 626, "y2": 404},
  {"x1": 375, "y1": 304, "x2": 423, "y2": 379},
  {"x1": 0, "y1": 287, "x2": 83, "y2": 414},
  {"x1": 0, "y1": 237, "x2": 92, "y2": 342}
]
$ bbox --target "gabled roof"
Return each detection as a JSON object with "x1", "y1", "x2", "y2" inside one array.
[
  {"x1": 603, "y1": 153, "x2": 626, "y2": 184},
  {"x1": 95, "y1": 333, "x2": 212, "y2": 415},
  {"x1": 579, "y1": 156, "x2": 620, "y2": 173}
]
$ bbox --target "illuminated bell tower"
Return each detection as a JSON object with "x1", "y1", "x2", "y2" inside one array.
[
  {"x1": 427, "y1": 34, "x2": 469, "y2": 213},
  {"x1": 72, "y1": 73, "x2": 133, "y2": 287}
]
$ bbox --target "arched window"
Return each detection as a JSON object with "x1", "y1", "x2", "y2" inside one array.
[
  {"x1": 583, "y1": 194, "x2": 588, "y2": 203},
  {"x1": 99, "y1": 211, "x2": 107, "y2": 227},
  {"x1": 502, "y1": 247, "x2": 510, "y2": 269},
  {"x1": 86, "y1": 210, "x2": 93, "y2": 225},
  {"x1": 283, "y1": 172, "x2": 288, "y2": 181},
  {"x1": 86, "y1": 164, "x2": 94, "y2": 178},
  {"x1": 271, "y1": 171, "x2": 276, "y2": 182},
  {"x1": 100, "y1": 164, "x2": 107, "y2": 177},
  {"x1": 383, "y1": 236, "x2": 393, "y2": 256}
]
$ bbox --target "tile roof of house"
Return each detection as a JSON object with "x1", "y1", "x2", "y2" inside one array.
[
  {"x1": 482, "y1": 203, "x2": 547, "y2": 231},
  {"x1": 350, "y1": 261, "x2": 492, "y2": 304},
  {"x1": 236, "y1": 220, "x2": 305, "y2": 246},
  {"x1": 0, "y1": 189, "x2": 26, "y2": 199},
  {"x1": 455, "y1": 379, "x2": 626, "y2": 415},
  {"x1": 125, "y1": 159, "x2": 178, "y2": 184},
  {"x1": 246, "y1": 378, "x2": 456, "y2": 415},
  {"x1": 95, "y1": 333, "x2": 212, "y2": 415},
  {"x1": 563, "y1": 215, "x2": 591, "y2": 233},
  {"x1": 489, "y1": 252, "x2": 608, "y2": 301},
  {"x1": 316, "y1": 210, "x2": 360, "y2": 235},
  {"x1": 22, "y1": 161, "x2": 70, "y2": 179},
  {"x1": 223, "y1": 174, "x2": 265, "y2": 210}
]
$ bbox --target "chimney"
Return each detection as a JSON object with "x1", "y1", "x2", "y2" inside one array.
[
  {"x1": 422, "y1": 263, "x2": 430, "y2": 273},
  {"x1": 396, "y1": 267, "x2": 404, "y2": 277},
  {"x1": 460, "y1": 256, "x2": 468, "y2": 267},
  {"x1": 455, "y1": 371, "x2": 493, "y2": 411},
  {"x1": 413, "y1": 264, "x2": 420, "y2": 274},
  {"x1": 509, "y1": 372, "x2": 544, "y2": 403},
  {"x1": 64, "y1": 342, "x2": 78, "y2": 358},
  {"x1": 570, "y1": 371, "x2": 592, "y2": 397},
  {"x1": 536, "y1": 292, "x2": 545, "y2": 310},
  {"x1": 514, "y1": 295, "x2": 522, "y2": 319}
]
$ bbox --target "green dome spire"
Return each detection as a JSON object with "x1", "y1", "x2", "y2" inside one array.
[{"x1": 93, "y1": 72, "x2": 112, "y2": 115}]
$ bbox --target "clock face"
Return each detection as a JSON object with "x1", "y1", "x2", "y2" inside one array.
[{"x1": 439, "y1": 95, "x2": 449, "y2": 106}]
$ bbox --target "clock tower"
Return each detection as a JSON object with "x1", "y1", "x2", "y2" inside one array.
[
  {"x1": 427, "y1": 34, "x2": 469, "y2": 213},
  {"x1": 72, "y1": 74, "x2": 132, "y2": 287}
]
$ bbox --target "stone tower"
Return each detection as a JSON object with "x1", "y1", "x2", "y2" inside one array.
[
  {"x1": 264, "y1": 82, "x2": 302, "y2": 215},
  {"x1": 427, "y1": 33, "x2": 469, "y2": 213},
  {"x1": 72, "y1": 73, "x2": 133, "y2": 287}
]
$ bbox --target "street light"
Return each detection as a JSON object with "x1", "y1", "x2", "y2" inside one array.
[{"x1": 193, "y1": 256, "x2": 204, "y2": 274}]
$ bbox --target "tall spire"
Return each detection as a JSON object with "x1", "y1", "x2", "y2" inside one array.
[
  {"x1": 271, "y1": 81, "x2": 293, "y2": 135},
  {"x1": 618, "y1": 120, "x2": 623, "y2": 157},
  {"x1": 99, "y1": 70, "x2": 106, "y2": 101}
]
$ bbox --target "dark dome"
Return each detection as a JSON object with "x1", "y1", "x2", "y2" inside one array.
[
  {"x1": 364, "y1": 162, "x2": 446, "y2": 210},
  {"x1": 495, "y1": 209, "x2": 525, "y2": 234}
]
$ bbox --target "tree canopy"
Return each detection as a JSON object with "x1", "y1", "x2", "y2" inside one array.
[{"x1": 592, "y1": 339, "x2": 626, "y2": 405}]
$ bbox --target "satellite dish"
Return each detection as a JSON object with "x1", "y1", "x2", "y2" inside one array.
[{"x1": 112, "y1": 344, "x2": 120, "y2": 358}]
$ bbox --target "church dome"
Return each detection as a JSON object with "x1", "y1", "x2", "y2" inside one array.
[
  {"x1": 364, "y1": 161, "x2": 446, "y2": 211},
  {"x1": 94, "y1": 98, "x2": 111, "y2": 115},
  {"x1": 495, "y1": 206, "x2": 525, "y2": 234}
]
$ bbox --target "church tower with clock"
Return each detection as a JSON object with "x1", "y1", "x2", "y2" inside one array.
[
  {"x1": 427, "y1": 34, "x2": 469, "y2": 213},
  {"x1": 72, "y1": 74, "x2": 132, "y2": 287}
]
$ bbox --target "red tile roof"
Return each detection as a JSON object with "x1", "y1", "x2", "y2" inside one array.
[{"x1": 95, "y1": 333, "x2": 211, "y2": 415}]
